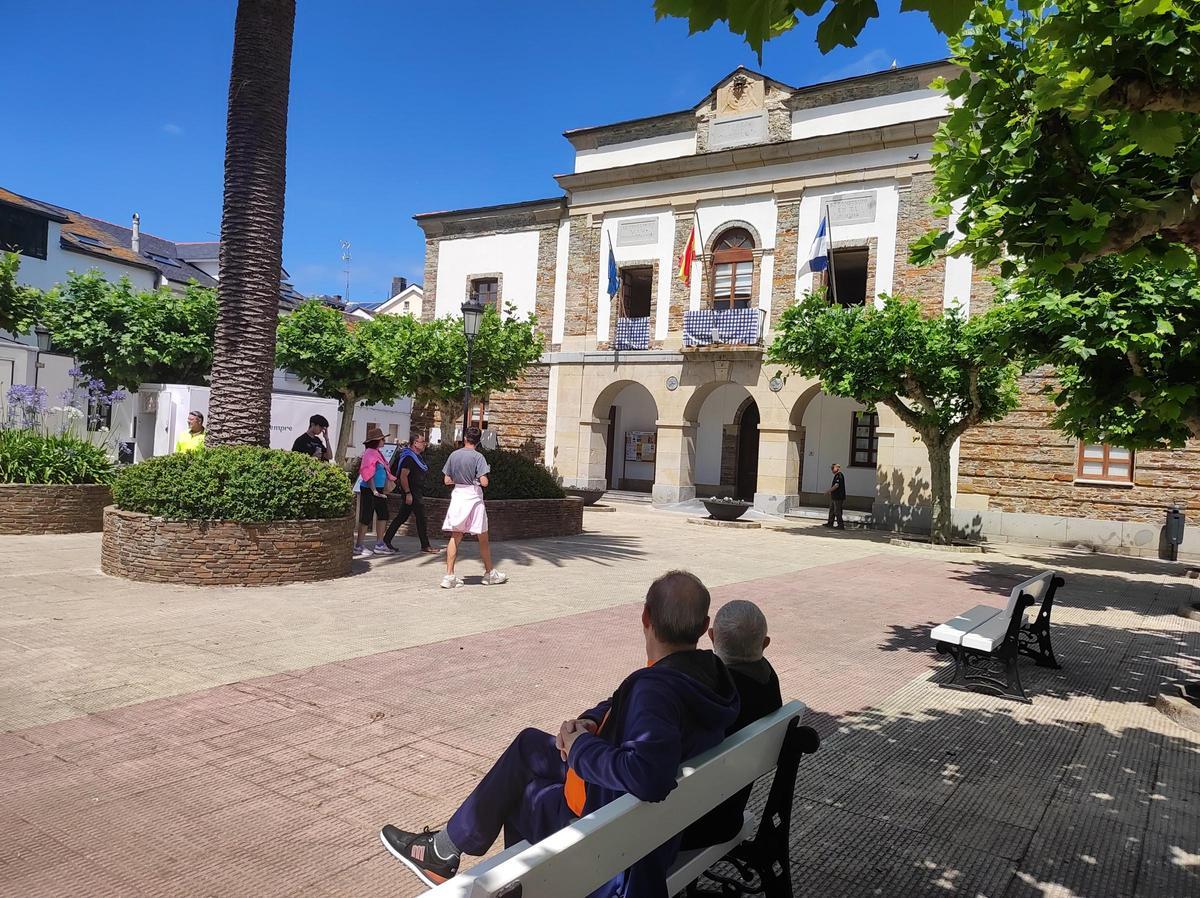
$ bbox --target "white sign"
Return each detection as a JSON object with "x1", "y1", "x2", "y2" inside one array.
[
  {"x1": 709, "y1": 111, "x2": 767, "y2": 150},
  {"x1": 825, "y1": 192, "x2": 877, "y2": 226},
  {"x1": 616, "y1": 218, "x2": 659, "y2": 247}
]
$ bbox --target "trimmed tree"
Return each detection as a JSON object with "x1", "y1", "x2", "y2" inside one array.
[
  {"x1": 0, "y1": 252, "x2": 43, "y2": 337},
  {"x1": 40, "y1": 270, "x2": 217, "y2": 389},
  {"x1": 769, "y1": 294, "x2": 1018, "y2": 544},
  {"x1": 275, "y1": 301, "x2": 414, "y2": 463},
  {"x1": 206, "y1": 0, "x2": 296, "y2": 447}
]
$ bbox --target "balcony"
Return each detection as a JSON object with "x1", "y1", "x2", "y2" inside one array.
[
  {"x1": 614, "y1": 316, "x2": 651, "y2": 351},
  {"x1": 683, "y1": 307, "x2": 765, "y2": 350}
]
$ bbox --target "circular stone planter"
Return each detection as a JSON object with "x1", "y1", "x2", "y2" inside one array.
[
  {"x1": 0, "y1": 483, "x2": 113, "y2": 534},
  {"x1": 564, "y1": 488, "x2": 605, "y2": 506},
  {"x1": 389, "y1": 496, "x2": 583, "y2": 542},
  {"x1": 1155, "y1": 682, "x2": 1200, "y2": 735},
  {"x1": 101, "y1": 506, "x2": 354, "y2": 586},
  {"x1": 702, "y1": 498, "x2": 753, "y2": 521}
]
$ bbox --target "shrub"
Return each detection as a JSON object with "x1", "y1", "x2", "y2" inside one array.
[
  {"x1": 112, "y1": 446, "x2": 353, "y2": 522},
  {"x1": 0, "y1": 429, "x2": 116, "y2": 485},
  {"x1": 421, "y1": 444, "x2": 565, "y2": 500}
]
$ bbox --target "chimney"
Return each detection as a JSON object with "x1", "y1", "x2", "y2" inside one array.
[
  {"x1": 391, "y1": 276, "x2": 407, "y2": 296},
  {"x1": 131, "y1": 213, "x2": 141, "y2": 254}
]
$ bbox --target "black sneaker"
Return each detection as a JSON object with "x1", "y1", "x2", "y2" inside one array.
[{"x1": 380, "y1": 825, "x2": 460, "y2": 887}]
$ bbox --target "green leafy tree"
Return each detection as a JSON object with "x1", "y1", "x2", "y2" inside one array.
[
  {"x1": 769, "y1": 294, "x2": 1018, "y2": 544},
  {"x1": 0, "y1": 252, "x2": 44, "y2": 337},
  {"x1": 275, "y1": 301, "x2": 415, "y2": 462},
  {"x1": 371, "y1": 305, "x2": 544, "y2": 445},
  {"x1": 994, "y1": 247, "x2": 1200, "y2": 448},
  {"x1": 41, "y1": 270, "x2": 217, "y2": 389}
]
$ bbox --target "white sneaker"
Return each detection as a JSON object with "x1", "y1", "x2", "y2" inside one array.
[
  {"x1": 440, "y1": 574, "x2": 463, "y2": 589},
  {"x1": 353, "y1": 544, "x2": 373, "y2": 558},
  {"x1": 482, "y1": 569, "x2": 508, "y2": 586}
]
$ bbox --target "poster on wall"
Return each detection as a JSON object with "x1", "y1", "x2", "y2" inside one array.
[{"x1": 625, "y1": 431, "x2": 657, "y2": 463}]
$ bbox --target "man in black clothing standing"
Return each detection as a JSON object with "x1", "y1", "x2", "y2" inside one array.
[
  {"x1": 825, "y1": 462, "x2": 846, "y2": 529},
  {"x1": 383, "y1": 432, "x2": 440, "y2": 554},
  {"x1": 291, "y1": 414, "x2": 332, "y2": 461}
]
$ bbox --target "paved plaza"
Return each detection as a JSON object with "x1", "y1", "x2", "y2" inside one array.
[{"x1": 2, "y1": 503, "x2": 1198, "y2": 897}]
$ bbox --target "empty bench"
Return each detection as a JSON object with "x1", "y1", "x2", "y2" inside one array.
[
  {"x1": 931, "y1": 571, "x2": 1065, "y2": 702},
  {"x1": 419, "y1": 700, "x2": 819, "y2": 898}
]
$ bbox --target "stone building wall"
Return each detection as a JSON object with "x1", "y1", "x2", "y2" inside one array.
[
  {"x1": 959, "y1": 372, "x2": 1200, "y2": 524},
  {"x1": 891, "y1": 173, "x2": 948, "y2": 315},
  {"x1": 485, "y1": 364, "x2": 550, "y2": 456},
  {"x1": 389, "y1": 496, "x2": 583, "y2": 541},
  {"x1": 565, "y1": 215, "x2": 601, "y2": 338}
]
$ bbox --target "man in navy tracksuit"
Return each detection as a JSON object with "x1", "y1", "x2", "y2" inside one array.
[{"x1": 380, "y1": 570, "x2": 739, "y2": 898}]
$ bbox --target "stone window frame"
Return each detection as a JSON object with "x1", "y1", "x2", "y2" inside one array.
[
  {"x1": 703, "y1": 220, "x2": 765, "y2": 311},
  {"x1": 466, "y1": 272, "x2": 503, "y2": 312},
  {"x1": 849, "y1": 409, "x2": 880, "y2": 468},
  {"x1": 816, "y1": 237, "x2": 878, "y2": 305},
  {"x1": 602, "y1": 258, "x2": 659, "y2": 350}
]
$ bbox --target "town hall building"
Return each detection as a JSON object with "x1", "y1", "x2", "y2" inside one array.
[{"x1": 413, "y1": 61, "x2": 1200, "y2": 559}]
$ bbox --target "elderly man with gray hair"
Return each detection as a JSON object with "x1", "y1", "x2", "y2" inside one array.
[{"x1": 680, "y1": 598, "x2": 783, "y2": 849}]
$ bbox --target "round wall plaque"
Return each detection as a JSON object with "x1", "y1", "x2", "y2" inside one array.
[
  {"x1": 768, "y1": 376, "x2": 784, "y2": 393},
  {"x1": 666, "y1": 375, "x2": 680, "y2": 391}
]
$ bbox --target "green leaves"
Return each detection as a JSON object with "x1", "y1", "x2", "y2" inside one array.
[
  {"x1": 900, "y1": 0, "x2": 975, "y2": 35},
  {"x1": 0, "y1": 429, "x2": 116, "y2": 486},
  {"x1": 1128, "y1": 111, "x2": 1185, "y2": 156},
  {"x1": 0, "y1": 252, "x2": 45, "y2": 337}
]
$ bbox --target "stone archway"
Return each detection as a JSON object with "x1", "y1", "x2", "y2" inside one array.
[{"x1": 588, "y1": 379, "x2": 659, "y2": 492}]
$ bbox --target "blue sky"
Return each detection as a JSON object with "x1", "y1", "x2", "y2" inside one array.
[{"x1": 4, "y1": 1, "x2": 948, "y2": 302}]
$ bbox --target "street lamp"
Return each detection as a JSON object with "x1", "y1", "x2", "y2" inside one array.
[
  {"x1": 460, "y1": 297, "x2": 485, "y2": 441},
  {"x1": 32, "y1": 325, "x2": 51, "y2": 389}
]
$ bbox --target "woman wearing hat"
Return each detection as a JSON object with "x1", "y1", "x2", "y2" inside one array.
[{"x1": 354, "y1": 426, "x2": 397, "y2": 557}]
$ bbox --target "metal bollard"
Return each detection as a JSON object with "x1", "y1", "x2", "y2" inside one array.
[{"x1": 1166, "y1": 504, "x2": 1186, "y2": 562}]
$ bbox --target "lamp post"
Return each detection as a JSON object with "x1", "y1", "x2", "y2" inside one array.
[
  {"x1": 460, "y1": 297, "x2": 485, "y2": 441},
  {"x1": 32, "y1": 325, "x2": 51, "y2": 389}
]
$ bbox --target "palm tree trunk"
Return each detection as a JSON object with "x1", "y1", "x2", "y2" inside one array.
[{"x1": 207, "y1": 0, "x2": 296, "y2": 447}]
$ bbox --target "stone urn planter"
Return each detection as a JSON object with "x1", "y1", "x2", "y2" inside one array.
[
  {"x1": 101, "y1": 506, "x2": 354, "y2": 585},
  {"x1": 0, "y1": 483, "x2": 113, "y2": 534},
  {"x1": 702, "y1": 498, "x2": 753, "y2": 521},
  {"x1": 564, "y1": 488, "x2": 605, "y2": 507}
]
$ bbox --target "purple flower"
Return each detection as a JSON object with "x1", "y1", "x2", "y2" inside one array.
[
  {"x1": 67, "y1": 367, "x2": 84, "y2": 379},
  {"x1": 109, "y1": 389, "x2": 128, "y2": 402}
]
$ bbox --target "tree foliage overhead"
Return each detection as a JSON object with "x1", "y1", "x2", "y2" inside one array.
[
  {"x1": 770, "y1": 294, "x2": 1018, "y2": 543},
  {"x1": 41, "y1": 270, "x2": 217, "y2": 390},
  {"x1": 0, "y1": 252, "x2": 43, "y2": 337}
]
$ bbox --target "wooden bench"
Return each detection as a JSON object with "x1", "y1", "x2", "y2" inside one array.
[
  {"x1": 931, "y1": 571, "x2": 1065, "y2": 702},
  {"x1": 418, "y1": 700, "x2": 818, "y2": 898}
]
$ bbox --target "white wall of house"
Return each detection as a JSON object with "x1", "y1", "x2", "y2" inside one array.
[
  {"x1": 795, "y1": 180, "x2": 901, "y2": 302},
  {"x1": 574, "y1": 131, "x2": 697, "y2": 173},
  {"x1": 596, "y1": 208, "x2": 675, "y2": 343},
  {"x1": 12, "y1": 221, "x2": 157, "y2": 293},
  {"x1": 790, "y1": 89, "x2": 949, "y2": 141},
  {"x1": 801, "y1": 392, "x2": 874, "y2": 498},
  {"x1": 434, "y1": 231, "x2": 541, "y2": 320}
]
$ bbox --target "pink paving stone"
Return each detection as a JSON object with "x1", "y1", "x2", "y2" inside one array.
[{"x1": 1, "y1": 553, "x2": 1021, "y2": 898}]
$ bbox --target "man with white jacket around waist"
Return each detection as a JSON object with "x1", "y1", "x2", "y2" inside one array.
[{"x1": 439, "y1": 426, "x2": 507, "y2": 588}]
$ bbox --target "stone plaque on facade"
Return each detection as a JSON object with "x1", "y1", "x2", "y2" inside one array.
[
  {"x1": 616, "y1": 218, "x2": 658, "y2": 247},
  {"x1": 824, "y1": 192, "x2": 877, "y2": 226},
  {"x1": 708, "y1": 111, "x2": 767, "y2": 150}
]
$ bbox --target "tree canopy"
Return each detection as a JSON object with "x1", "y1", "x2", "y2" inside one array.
[
  {"x1": 770, "y1": 294, "x2": 1018, "y2": 543},
  {"x1": 0, "y1": 253, "x2": 43, "y2": 337},
  {"x1": 41, "y1": 270, "x2": 217, "y2": 390}
]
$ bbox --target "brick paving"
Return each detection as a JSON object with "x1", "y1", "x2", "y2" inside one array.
[{"x1": 2, "y1": 509, "x2": 1198, "y2": 897}]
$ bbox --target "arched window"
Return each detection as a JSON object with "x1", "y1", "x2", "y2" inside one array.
[{"x1": 710, "y1": 227, "x2": 754, "y2": 310}]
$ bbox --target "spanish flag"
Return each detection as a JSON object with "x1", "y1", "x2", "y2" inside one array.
[{"x1": 676, "y1": 224, "x2": 697, "y2": 286}]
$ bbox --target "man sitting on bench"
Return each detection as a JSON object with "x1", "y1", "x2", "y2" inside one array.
[
  {"x1": 380, "y1": 570, "x2": 740, "y2": 897},
  {"x1": 680, "y1": 599, "x2": 782, "y2": 849}
]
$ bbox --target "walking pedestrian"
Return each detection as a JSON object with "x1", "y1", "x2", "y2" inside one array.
[
  {"x1": 382, "y1": 432, "x2": 441, "y2": 555},
  {"x1": 354, "y1": 426, "x2": 396, "y2": 558},
  {"x1": 440, "y1": 426, "x2": 506, "y2": 588},
  {"x1": 824, "y1": 462, "x2": 846, "y2": 529},
  {"x1": 291, "y1": 414, "x2": 332, "y2": 461},
  {"x1": 175, "y1": 411, "x2": 206, "y2": 453}
]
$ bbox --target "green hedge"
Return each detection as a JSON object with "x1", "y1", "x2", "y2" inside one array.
[
  {"x1": 420, "y1": 444, "x2": 564, "y2": 500},
  {"x1": 0, "y1": 429, "x2": 116, "y2": 485},
  {"x1": 112, "y1": 446, "x2": 353, "y2": 522}
]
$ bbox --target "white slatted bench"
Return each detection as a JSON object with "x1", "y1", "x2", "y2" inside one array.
[
  {"x1": 417, "y1": 700, "x2": 818, "y2": 898},
  {"x1": 931, "y1": 571, "x2": 1065, "y2": 702}
]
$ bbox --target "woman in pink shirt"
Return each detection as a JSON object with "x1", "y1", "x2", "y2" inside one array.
[{"x1": 354, "y1": 427, "x2": 397, "y2": 557}]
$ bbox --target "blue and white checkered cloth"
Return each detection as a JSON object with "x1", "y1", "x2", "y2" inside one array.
[
  {"x1": 683, "y1": 307, "x2": 761, "y2": 346},
  {"x1": 614, "y1": 316, "x2": 651, "y2": 350}
]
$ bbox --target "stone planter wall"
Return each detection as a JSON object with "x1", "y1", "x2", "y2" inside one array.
[
  {"x1": 0, "y1": 484, "x2": 113, "y2": 534},
  {"x1": 386, "y1": 495, "x2": 583, "y2": 541},
  {"x1": 101, "y1": 507, "x2": 354, "y2": 585}
]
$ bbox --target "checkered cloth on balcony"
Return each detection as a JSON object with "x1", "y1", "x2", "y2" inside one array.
[
  {"x1": 683, "y1": 307, "x2": 761, "y2": 346},
  {"x1": 614, "y1": 316, "x2": 651, "y2": 350}
]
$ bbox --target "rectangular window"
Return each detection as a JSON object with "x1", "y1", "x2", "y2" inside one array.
[
  {"x1": 87, "y1": 396, "x2": 113, "y2": 433},
  {"x1": 850, "y1": 410, "x2": 879, "y2": 467},
  {"x1": 829, "y1": 247, "x2": 869, "y2": 306},
  {"x1": 470, "y1": 278, "x2": 499, "y2": 308},
  {"x1": 620, "y1": 266, "x2": 652, "y2": 319},
  {"x1": 712, "y1": 260, "x2": 753, "y2": 310},
  {"x1": 1076, "y1": 443, "x2": 1134, "y2": 483},
  {"x1": 0, "y1": 205, "x2": 49, "y2": 260}
]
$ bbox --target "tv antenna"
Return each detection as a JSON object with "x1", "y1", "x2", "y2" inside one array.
[{"x1": 340, "y1": 240, "x2": 352, "y2": 302}]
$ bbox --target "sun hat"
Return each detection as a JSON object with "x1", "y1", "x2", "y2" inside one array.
[{"x1": 364, "y1": 426, "x2": 386, "y2": 443}]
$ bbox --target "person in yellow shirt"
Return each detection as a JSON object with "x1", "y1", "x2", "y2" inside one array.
[{"x1": 175, "y1": 410, "x2": 206, "y2": 453}]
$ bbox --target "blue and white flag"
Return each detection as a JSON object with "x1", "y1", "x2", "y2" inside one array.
[
  {"x1": 805, "y1": 215, "x2": 831, "y2": 272},
  {"x1": 606, "y1": 239, "x2": 619, "y2": 298}
]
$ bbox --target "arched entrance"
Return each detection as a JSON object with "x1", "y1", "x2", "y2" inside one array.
[
  {"x1": 592, "y1": 380, "x2": 659, "y2": 493},
  {"x1": 735, "y1": 400, "x2": 760, "y2": 500},
  {"x1": 689, "y1": 383, "x2": 758, "y2": 499},
  {"x1": 795, "y1": 388, "x2": 878, "y2": 511}
]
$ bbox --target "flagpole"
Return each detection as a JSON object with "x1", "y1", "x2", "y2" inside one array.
[{"x1": 824, "y1": 202, "x2": 839, "y2": 305}]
